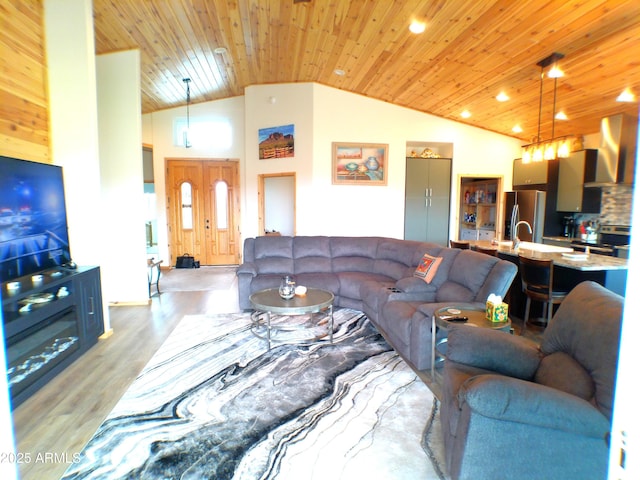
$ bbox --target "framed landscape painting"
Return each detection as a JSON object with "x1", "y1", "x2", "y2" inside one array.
[
  {"x1": 332, "y1": 142, "x2": 388, "y2": 185},
  {"x1": 259, "y1": 124, "x2": 294, "y2": 159}
]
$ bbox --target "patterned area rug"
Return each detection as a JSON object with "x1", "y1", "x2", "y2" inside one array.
[{"x1": 62, "y1": 309, "x2": 447, "y2": 479}]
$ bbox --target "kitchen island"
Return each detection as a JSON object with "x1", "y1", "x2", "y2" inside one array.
[{"x1": 468, "y1": 240, "x2": 627, "y2": 319}]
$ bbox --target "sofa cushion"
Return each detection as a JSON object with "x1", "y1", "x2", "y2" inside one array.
[
  {"x1": 360, "y1": 280, "x2": 397, "y2": 319},
  {"x1": 255, "y1": 257, "x2": 294, "y2": 275},
  {"x1": 330, "y1": 237, "x2": 379, "y2": 273},
  {"x1": 254, "y1": 236, "x2": 294, "y2": 274},
  {"x1": 413, "y1": 247, "x2": 457, "y2": 287},
  {"x1": 337, "y1": 272, "x2": 392, "y2": 300},
  {"x1": 293, "y1": 236, "x2": 333, "y2": 274},
  {"x1": 445, "y1": 250, "x2": 498, "y2": 299},
  {"x1": 247, "y1": 274, "x2": 287, "y2": 293},
  {"x1": 446, "y1": 325, "x2": 542, "y2": 380},
  {"x1": 372, "y1": 239, "x2": 428, "y2": 280},
  {"x1": 254, "y1": 235, "x2": 293, "y2": 259},
  {"x1": 293, "y1": 236, "x2": 332, "y2": 257},
  {"x1": 435, "y1": 280, "x2": 475, "y2": 303},
  {"x1": 535, "y1": 352, "x2": 595, "y2": 402},
  {"x1": 396, "y1": 276, "x2": 437, "y2": 294},
  {"x1": 380, "y1": 300, "x2": 423, "y2": 349},
  {"x1": 414, "y1": 253, "x2": 443, "y2": 283}
]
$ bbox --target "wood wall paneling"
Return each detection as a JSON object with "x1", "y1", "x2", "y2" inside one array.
[{"x1": 0, "y1": 0, "x2": 49, "y2": 163}]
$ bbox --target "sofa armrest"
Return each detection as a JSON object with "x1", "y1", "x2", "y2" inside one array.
[
  {"x1": 446, "y1": 325, "x2": 542, "y2": 380},
  {"x1": 236, "y1": 262, "x2": 257, "y2": 276},
  {"x1": 459, "y1": 374, "x2": 610, "y2": 438}
]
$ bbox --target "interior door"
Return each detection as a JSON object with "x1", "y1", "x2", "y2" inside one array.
[{"x1": 166, "y1": 159, "x2": 240, "y2": 266}]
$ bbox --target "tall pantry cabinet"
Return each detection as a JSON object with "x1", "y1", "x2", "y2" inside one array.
[{"x1": 404, "y1": 155, "x2": 452, "y2": 246}]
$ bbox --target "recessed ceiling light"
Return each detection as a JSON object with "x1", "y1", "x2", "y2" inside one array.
[
  {"x1": 460, "y1": 110, "x2": 471, "y2": 118},
  {"x1": 409, "y1": 20, "x2": 426, "y2": 34},
  {"x1": 214, "y1": 47, "x2": 227, "y2": 54},
  {"x1": 334, "y1": 69, "x2": 346, "y2": 76},
  {"x1": 496, "y1": 92, "x2": 510, "y2": 102},
  {"x1": 512, "y1": 125, "x2": 523, "y2": 133},
  {"x1": 555, "y1": 111, "x2": 568, "y2": 120},
  {"x1": 616, "y1": 88, "x2": 636, "y2": 102}
]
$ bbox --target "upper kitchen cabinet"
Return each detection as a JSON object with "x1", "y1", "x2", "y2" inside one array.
[
  {"x1": 556, "y1": 149, "x2": 601, "y2": 213},
  {"x1": 512, "y1": 158, "x2": 548, "y2": 187}
]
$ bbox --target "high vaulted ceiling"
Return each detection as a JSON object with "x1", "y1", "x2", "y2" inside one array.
[{"x1": 93, "y1": 0, "x2": 640, "y2": 142}]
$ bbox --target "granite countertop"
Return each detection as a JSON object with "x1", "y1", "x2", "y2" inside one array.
[
  {"x1": 468, "y1": 240, "x2": 628, "y2": 272},
  {"x1": 542, "y1": 236, "x2": 573, "y2": 243}
]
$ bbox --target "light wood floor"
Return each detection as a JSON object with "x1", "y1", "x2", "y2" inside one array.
[{"x1": 13, "y1": 272, "x2": 239, "y2": 480}]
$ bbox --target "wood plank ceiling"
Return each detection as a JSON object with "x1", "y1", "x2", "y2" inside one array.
[{"x1": 93, "y1": 0, "x2": 640, "y2": 142}]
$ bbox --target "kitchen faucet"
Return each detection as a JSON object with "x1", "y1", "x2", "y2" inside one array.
[{"x1": 513, "y1": 220, "x2": 532, "y2": 250}]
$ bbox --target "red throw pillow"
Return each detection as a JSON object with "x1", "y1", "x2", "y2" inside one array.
[{"x1": 414, "y1": 253, "x2": 443, "y2": 284}]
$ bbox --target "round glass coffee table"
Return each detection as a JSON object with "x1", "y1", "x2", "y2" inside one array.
[
  {"x1": 431, "y1": 306, "x2": 512, "y2": 376},
  {"x1": 249, "y1": 288, "x2": 335, "y2": 349}
]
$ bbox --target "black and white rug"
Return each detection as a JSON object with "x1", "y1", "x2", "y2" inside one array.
[{"x1": 62, "y1": 309, "x2": 446, "y2": 479}]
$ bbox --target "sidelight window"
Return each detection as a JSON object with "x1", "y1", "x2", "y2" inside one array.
[
  {"x1": 181, "y1": 182, "x2": 193, "y2": 229},
  {"x1": 215, "y1": 181, "x2": 228, "y2": 229}
]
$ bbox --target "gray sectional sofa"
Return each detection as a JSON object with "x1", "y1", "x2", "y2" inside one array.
[{"x1": 237, "y1": 236, "x2": 517, "y2": 370}]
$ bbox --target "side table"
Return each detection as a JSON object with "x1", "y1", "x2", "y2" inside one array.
[{"x1": 147, "y1": 258, "x2": 162, "y2": 297}]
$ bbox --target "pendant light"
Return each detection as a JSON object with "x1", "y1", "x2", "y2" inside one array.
[
  {"x1": 521, "y1": 53, "x2": 575, "y2": 163},
  {"x1": 183, "y1": 78, "x2": 192, "y2": 148}
]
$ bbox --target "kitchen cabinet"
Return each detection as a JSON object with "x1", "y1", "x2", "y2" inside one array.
[
  {"x1": 513, "y1": 159, "x2": 548, "y2": 187},
  {"x1": 459, "y1": 178, "x2": 498, "y2": 241},
  {"x1": 556, "y1": 149, "x2": 600, "y2": 213},
  {"x1": 404, "y1": 157, "x2": 451, "y2": 246}
]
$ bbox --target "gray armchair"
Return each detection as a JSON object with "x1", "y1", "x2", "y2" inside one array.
[{"x1": 440, "y1": 281, "x2": 622, "y2": 480}]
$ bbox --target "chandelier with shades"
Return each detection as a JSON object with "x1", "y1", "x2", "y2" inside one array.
[{"x1": 521, "y1": 52, "x2": 577, "y2": 163}]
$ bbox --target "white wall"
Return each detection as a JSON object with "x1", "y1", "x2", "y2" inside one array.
[
  {"x1": 143, "y1": 82, "x2": 522, "y2": 259},
  {"x1": 45, "y1": 0, "x2": 101, "y2": 263},
  {"x1": 310, "y1": 84, "x2": 521, "y2": 238},
  {"x1": 142, "y1": 97, "x2": 246, "y2": 265},
  {"x1": 244, "y1": 84, "x2": 315, "y2": 239},
  {"x1": 96, "y1": 50, "x2": 148, "y2": 303},
  {"x1": 44, "y1": 0, "x2": 111, "y2": 326}
]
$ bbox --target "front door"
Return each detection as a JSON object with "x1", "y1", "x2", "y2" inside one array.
[{"x1": 166, "y1": 159, "x2": 240, "y2": 266}]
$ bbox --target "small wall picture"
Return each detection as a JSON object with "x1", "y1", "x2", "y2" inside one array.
[
  {"x1": 259, "y1": 124, "x2": 295, "y2": 159},
  {"x1": 332, "y1": 142, "x2": 388, "y2": 185}
]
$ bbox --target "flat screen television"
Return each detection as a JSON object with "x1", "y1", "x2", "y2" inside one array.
[{"x1": 0, "y1": 156, "x2": 72, "y2": 283}]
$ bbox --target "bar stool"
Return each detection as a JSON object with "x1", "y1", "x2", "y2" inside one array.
[
  {"x1": 475, "y1": 245, "x2": 498, "y2": 256},
  {"x1": 450, "y1": 240, "x2": 470, "y2": 249},
  {"x1": 518, "y1": 255, "x2": 569, "y2": 334}
]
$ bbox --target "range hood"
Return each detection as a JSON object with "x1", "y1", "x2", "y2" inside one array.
[{"x1": 585, "y1": 114, "x2": 638, "y2": 187}]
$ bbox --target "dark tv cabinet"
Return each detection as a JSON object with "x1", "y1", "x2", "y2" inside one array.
[{"x1": 2, "y1": 266, "x2": 104, "y2": 408}]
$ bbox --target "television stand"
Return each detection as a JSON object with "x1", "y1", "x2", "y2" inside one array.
[{"x1": 2, "y1": 266, "x2": 104, "y2": 407}]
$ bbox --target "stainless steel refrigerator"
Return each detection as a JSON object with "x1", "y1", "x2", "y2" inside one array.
[{"x1": 503, "y1": 191, "x2": 546, "y2": 242}]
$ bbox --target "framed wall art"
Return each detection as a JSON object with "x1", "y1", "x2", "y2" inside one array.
[
  {"x1": 332, "y1": 142, "x2": 388, "y2": 185},
  {"x1": 259, "y1": 124, "x2": 295, "y2": 159}
]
